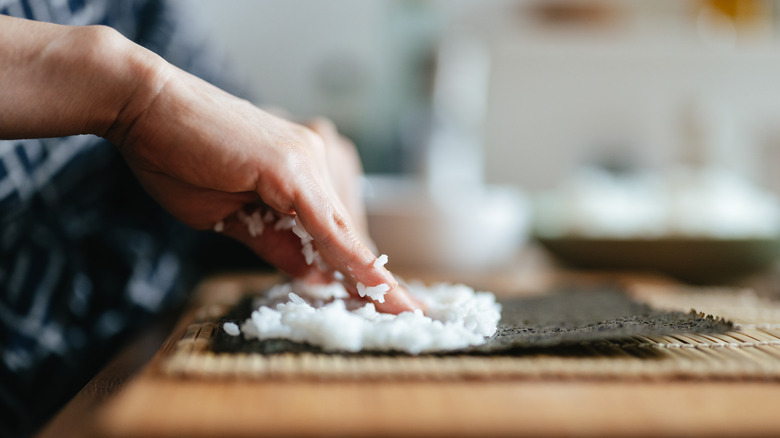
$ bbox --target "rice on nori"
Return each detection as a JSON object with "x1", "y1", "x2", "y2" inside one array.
[{"x1": 224, "y1": 280, "x2": 501, "y2": 354}]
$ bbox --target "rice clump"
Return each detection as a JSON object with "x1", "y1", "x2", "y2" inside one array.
[
  {"x1": 274, "y1": 215, "x2": 328, "y2": 270},
  {"x1": 236, "y1": 209, "x2": 392, "y2": 304},
  {"x1": 356, "y1": 254, "x2": 391, "y2": 302},
  {"x1": 225, "y1": 208, "x2": 330, "y2": 271},
  {"x1": 237, "y1": 209, "x2": 265, "y2": 237},
  {"x1": 224, "y1": 280, "x2": 501, "y2": 354},
  {"x1": 356, "y1": 282, "x2": 390, "y2": 303}
]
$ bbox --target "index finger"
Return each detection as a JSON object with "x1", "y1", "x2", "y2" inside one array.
[
  {"x1": 293, "y1": 185, "x2": 395, "y2": 290},
  {"x1": 291, "y1": 182, "x2": 423, "y2": 313}
]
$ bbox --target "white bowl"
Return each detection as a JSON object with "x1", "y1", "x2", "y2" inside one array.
[{"x1": 364, "y1": 176, "x2": 530, "y2": 273}]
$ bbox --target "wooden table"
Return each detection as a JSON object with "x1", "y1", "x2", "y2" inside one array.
[{"x1": 36, "y1": 259, "x2": 780, "y2": 437}]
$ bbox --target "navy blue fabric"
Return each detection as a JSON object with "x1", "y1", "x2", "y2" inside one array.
[{"x1": 0, "y1": 1, "x2": 252, "y2": 436}]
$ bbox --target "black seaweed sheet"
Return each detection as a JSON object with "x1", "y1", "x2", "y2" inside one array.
[{"x1": 211, "y1": 284, "x2": 732, "y2": 357}]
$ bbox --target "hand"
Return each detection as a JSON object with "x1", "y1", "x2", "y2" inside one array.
[
  {"x1": 109, "y1": 64, "x2": 421, "y2": 314},
  {"x1": 0, "y1": 16, "x2": 420, "y2": 313}
]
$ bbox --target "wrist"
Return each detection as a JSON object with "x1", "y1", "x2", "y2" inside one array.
[
  {"x1": 82, "y1": 26, "x2": 173, "y2": 145},
  {"x1": 0, "y1": 16, "x2": 173, "y2": 141}
]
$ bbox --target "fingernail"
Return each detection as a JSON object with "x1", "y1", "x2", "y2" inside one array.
[{"x1": 406, "y1": 297, "x2": 424, "y2": 312}]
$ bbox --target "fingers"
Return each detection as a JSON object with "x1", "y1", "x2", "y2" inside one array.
[
  {"x1": 228, "y1": 114, "x2": 422, "y2": 314},
  {"x1": 373, "y1": 284, "x2": 425, "y2": 315},
  {"x1": 251, "y1": 118, "x2": 386, "y2": 289},
  {"x1": 123, "y1": 165, "x2": 259, "y2": 230},
  {"x1": 217, "y1": 206, "x2": 326, "y2": 281},
  {"x1": 284, "y1": 120, "x2": 426, "y2": 314},
  {"x1": 290, "y1": 186, "x2": 423, "y2": 314},
  {"x1": 116, "y1": 64, "x2": 422, "y2": 314},
  {"x1": 306, "y1": 119, "x2": 370, "y2": 240},
  {"x1": 292, "y1": 185, "x2": 394, "y2": 288},
  {"x1": 218, "y1": 204, "x2": 424, "y2": 315},
  {"x1": 221, "y1": 201, "x2": 422, "y2": 314}
]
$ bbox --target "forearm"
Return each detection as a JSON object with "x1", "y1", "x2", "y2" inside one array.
[{"x1": 0, "y1": 14, "x2": 168, "y2": 140}]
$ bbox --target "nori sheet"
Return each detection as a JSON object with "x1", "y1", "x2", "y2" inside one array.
[{"x1": 211, "y1": 284, "x2": 732, "y2": 357}]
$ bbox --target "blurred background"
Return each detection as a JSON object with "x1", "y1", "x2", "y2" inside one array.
[{"x1": 187, "y1": 0, "x2": 780, "y2": 284}]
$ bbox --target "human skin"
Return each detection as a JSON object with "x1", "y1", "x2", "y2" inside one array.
[{"x1": 0, "y1": 15, "x2": 420, "y2": 314}]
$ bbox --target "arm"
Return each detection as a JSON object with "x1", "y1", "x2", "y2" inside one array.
[
  {"x1": 0, "y1": 15, "x2": 159, "y2": 138},
  {"x1": 0, "y1": 15, "x2": 420, "y2": 314}
]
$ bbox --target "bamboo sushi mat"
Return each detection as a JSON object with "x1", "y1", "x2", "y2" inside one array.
[{"x1": 161, "y1": 279, "x2": 780, "y2": 381}]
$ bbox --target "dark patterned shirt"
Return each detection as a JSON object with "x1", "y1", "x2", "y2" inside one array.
[{"x1": 0, "y1": 1, "x2": 248, "y2": 436}]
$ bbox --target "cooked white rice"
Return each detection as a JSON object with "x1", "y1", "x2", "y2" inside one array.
[
  {"x1": 237, "y1": 209, "x2": 265, "y2": 237},
  {"x1": 273, "y1": 215, "x2": 329, "y2": 270},
  {"x1": 373, "y1": 254, "x2": 388, "y2": 269},
  {"x1": 222, "y1": 321, "x2": 241, "y2": 336},
  {"x1": 223, "y1": 280, "x2": 501, "y2": 354},
  {"x1": 230, "y1": 209, "x2": 328, "y2": 270},
  {"x1": 356, "y1": 282, "x2": 390, "y2": 303},
  {"x1": 230, "y1": 208, "x2": 393, "y2": 303}
]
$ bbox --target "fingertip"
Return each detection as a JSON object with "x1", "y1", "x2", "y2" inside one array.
[
  {"x1": 374, "y1": 283, "x2": 425, "y2": 315},
  {"x1": 351, "y1": 253, "x2": 397, "y2": 292},
  {"x1": 376, "y1": 266, "x2": 398, "y2": 289}
]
